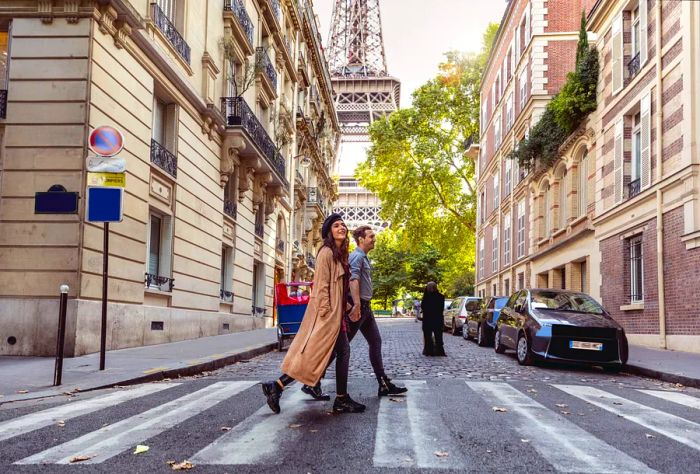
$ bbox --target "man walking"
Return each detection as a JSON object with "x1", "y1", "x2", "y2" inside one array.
[{"x1": 304, "y1": 226, "x2": 407, "y2": 399}]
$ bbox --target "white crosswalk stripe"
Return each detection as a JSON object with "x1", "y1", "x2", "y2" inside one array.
[
  {"x1": 191, "y1": 383, "x2": 317, "y2": 465},
  {"x1": 556, "y1": 384, "x2": 700, "y2": 452},
  {"x1": 468, "y1": 382, "x2": 656, "y2": 473},
  {"x1": 638, "y1": 389, "x2": 700, "y2": 410},
  {"x1": 373, "y1": 380, "x2": 468, "y2": 469},
  {"x1": 0, "y1": 383, "x2": 177, "y2": 442},
  {"x1": 15, "y1": 381, "x2": 256, "y2": 465}
]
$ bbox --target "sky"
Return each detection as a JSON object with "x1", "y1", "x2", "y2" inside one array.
[{"x1": 313, "y1": 0, "x2": 507, "y2": 176}]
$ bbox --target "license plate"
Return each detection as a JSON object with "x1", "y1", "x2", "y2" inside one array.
[{"x1": 569, "y1": 340, "x2": 603, "y2": 351}]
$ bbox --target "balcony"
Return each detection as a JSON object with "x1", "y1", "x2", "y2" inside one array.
[
  {"x1": 255, "y1": 222, "x2": 264, "y2": 238},
  {"x1": 628, "y1": 52, "x2": 641, "y2": 80},
  {"x1": 221, "y1": 97, "x2": 288, "y2": 187},
  {"x1": 256, "y1": 47, "x2": 277, "y2": 98},
  {"x1": 145, "y1": 273, "x2": 175, "y2": 292},
  {"x1": 309, "y1": 85, "x2": 320, "y2": 113},
  {"x1": 297, "y1": 52, "x2": 310, "y2": 85},
  {"x1": 307, "y1": 186, "x2": 329, "y2": 218},
  {"x1": 0, "y1": 89, "x2": 6, "y2": 119},
  {"x1": 276, "y1": 239, "x2": 285, "y2": 254},
  {"x1": 223, "y1": 0, "x2": 254, "y2": 55},
  {"x1": 224, "y1": 199, "x2": 237, "y2": 220},
  {"x1": 220, "y1": 289, "x2": 234, "y2": 303},
  {"x1": 150, "y1": 139, "x2": 177, "y2": 178},
  {"x1": 151, "y1": 3, "x2": 190, "y2": 64},
  {"x1": 628, "y1": 178, "x2": 641, "y2": 199}
]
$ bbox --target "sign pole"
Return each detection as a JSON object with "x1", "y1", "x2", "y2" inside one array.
[{"x1": 100, "y1": 222, "x2": 109, "y2": 370}]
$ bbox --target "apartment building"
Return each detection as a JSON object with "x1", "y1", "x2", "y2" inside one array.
[{"x1": 0, "y1": 0, "x2": 339, "y2": 356}]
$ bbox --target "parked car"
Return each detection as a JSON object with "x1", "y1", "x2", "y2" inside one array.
[
  {"x1": 444, "y1": 296, "x2": 482, "y2": 336},
  {"x1": 494, "y1": 288, "x2": 629, "y2": 371},
  {"x1": 464, "y1": 296, "x2": 508, "y2": 346}
]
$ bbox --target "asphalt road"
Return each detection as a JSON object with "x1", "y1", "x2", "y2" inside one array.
[{"x1": 2, "y1": 319, "x2": 700, "y2": 473}]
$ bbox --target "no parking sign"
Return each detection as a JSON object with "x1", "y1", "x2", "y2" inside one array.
[
  {"x1": 86, "y1": 126, "x2": 126, "y2": 223},
  {"x1": 88, "y1": 126, "x2": 124, "y2": 157}
]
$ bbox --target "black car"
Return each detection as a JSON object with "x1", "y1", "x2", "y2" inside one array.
[
  {"x1": 494, "y1": 288, "x2": 629, "y2": 371},
  {"x1": 464, "y1": 296, "x2": 508, "y2": 346}
]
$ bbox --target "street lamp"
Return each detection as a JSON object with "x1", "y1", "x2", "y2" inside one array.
[{"x1": 294, "y1": 153, "x2": 311, "y2": 168}]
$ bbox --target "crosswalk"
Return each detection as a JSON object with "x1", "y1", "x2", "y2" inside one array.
[{"x1": 1, "y1": 379, "x2": 700, "y2": 471}]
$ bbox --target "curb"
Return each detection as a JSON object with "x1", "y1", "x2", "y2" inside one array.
[
  {"x1": 88, "y1": 342, "x2": 278, "y2": 391},
  {"x1": 624, "y1": 364, "x2": 700, "y2": 389}
]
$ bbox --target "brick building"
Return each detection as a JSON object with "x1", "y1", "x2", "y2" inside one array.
[{"x1": 477, "y1": 0, "x2": 700, "y2": 353}]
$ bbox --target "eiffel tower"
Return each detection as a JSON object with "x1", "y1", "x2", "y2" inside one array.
[{"x1": 327, "y1": 0, "x2": 400, "y2": 232}]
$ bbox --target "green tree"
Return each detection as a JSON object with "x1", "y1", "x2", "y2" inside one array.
[
  {"x1": 405, "y1": 244, "x2": 443, "y2": 293},
  {"x1": 370, "y1": 230, "x2": 406, "y2": 310}
]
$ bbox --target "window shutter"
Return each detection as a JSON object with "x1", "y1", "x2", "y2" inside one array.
[
  {"x1": 514, "y1": 28, "x2": 520, "y2": 63},
  {"x1": 640, "y1": 91, "x2": 651, "y2": 189},
  {"x1": 525, "y1": 10, "x2": 530, "y2": 44},
  {"x1": 639, "y1": 0, "x2": 648, "y2": 65},
  {"x1": 614, "y1": 119, "x2": 624, "y2": 204},
  {"x1": 612, "y1": 13, "x2": 623, "y2": 94},
  {"x1": 510, "y1": 40, "x2": 515, "y2": 74}
]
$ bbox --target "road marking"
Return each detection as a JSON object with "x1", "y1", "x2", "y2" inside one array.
[
  {"x1": 191, "y1": 383, "x2": 325, "y2": 465},
  {"x1": 556, "y1": 384, "x2": 700, "y2": 452},
  {"x1": 638, "y1": 390, "x2": 700, "y2": 410},
  {"x1": 374, "y1": 380, "x2": 467, "y2": 469},
  {"x1": 0, "y1": 384, "x2": 177, "y2": 442},
  {"x1": 468, "y1": 382, "x2": 656, "y2": 473},
  {"x1": 15, "y1": 381, "x2": 256, "y2": 465}
]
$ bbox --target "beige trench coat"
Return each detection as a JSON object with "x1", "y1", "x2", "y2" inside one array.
[{"x1": 280, "y1": 246, "x2": 346, "y2": 386}]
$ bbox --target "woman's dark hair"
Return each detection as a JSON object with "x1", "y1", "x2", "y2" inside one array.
[{"x1": 321, "y1": 221, "x2": 350, "y2": 271}]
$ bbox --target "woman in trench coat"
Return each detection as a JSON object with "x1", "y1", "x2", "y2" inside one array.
[{"x1": 261, "y1": 213, "x2": 366, "y2": 415}]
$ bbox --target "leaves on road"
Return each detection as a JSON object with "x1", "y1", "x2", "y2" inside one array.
[
  {"x1": 16, "y1": 390, "x2": 29, "y2": 394},
  {"x1": 492, "y1": 406, "x2": 508, "y2": 412},
  {"x1": 288, "y1": 423, "x2": 303, "y2": 429},
  {"x1": 527, "y1": 389, "x2": 538, "y2": 394},
  {"x1": 434, "y1": 451, "x2": 449, "y2": 457},
  {"x1": 613, "y1": 401, "x2": 623, "y2": 405},
  {"x1": 521, "y1": 439, "x2": 530, "y2": 443},
  {"x1": 390, "y1": 398, "x2": 406, "y2": 403},
  {"x1": 555, "y1": 403, "x2": 568, "y2": 408},
  {"x1": 220, "y1": 426, "x2": 232, "y2": 431},
  {"x1": 167, "y1": 460, "x2": 194, "y2": 470},
  {"x1": 560, "y1": 411, "x2": 572, "y2": 415},
  {"x1": 69, "y1": 455, "x2": 94, "y2": 463},
  {"x1": 56, "y1": 420, "x2": 65, "y2": 428},
  {"x1": 133, "y1": 445, "x2": 149, "y2": 455},
  {"x1": 645, "y1": 433, "x2": 656, "y2": 439}
]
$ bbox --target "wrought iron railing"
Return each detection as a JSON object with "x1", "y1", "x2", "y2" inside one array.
[
  {"x1": 145, "y1": 273, "x2": 175, "y2": 292},
  {"x1": 628, "y1": 178, "x2": 641, "y2": 199},
  {"x1": 296, "y1": 169, "x2": 304, "y2": 183},
  {"x1": 255, "y1": 222, "x2": 264, "y2": 237},
  {"x1": 224, "y1": 199, "x2": 237, "y2": 219},
  {"x1": 221, "y1": 97, "x2": 287, "y2": 184},
  {"x1": 276, "y1": 239, "x2": 285, "y2": 253},
  {"x1": 224, "y1": 0, "x2": 254, "y2": 45},
  {"x1": 220, "y1": 289, "x2": 234, "y2": 302},
  {"x1": 0, "y1": 90, "x2": 7, "y2": 119},
  {"x1": 150, "y1": 139, "x2": 178, "y2": 178},
  {"x1": 270, "y1": 0, "x2": 281, "y2": 22},
  {"x1": 256, "y1": 47, "x2": 277, "y2": 91},
  {"x1": 627, "y1": 52, "x2": 641, "y2": 79},
  {"x1": 252, "y1": 306, "x2": 266, "y2": 316},
  {"x1": 283, "y1": 35, "x2": 293, "y2": 58},
  {"x1": 152, "y1": 3, "x2": 190, "y2": 64},
  {"x1": 310, "y1": 85, "x2": 320, "y2": 108},
  {"x1": 307, "y1": 186, "x2": 321, "y2": 204}
]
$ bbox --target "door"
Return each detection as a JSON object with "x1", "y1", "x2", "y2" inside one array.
[
  {"x1": 445, "y1": 298, "x2": 462, "y2": 328},
  {"x1": 502, "y1": 291, "x2": 526, "y2": 347}
]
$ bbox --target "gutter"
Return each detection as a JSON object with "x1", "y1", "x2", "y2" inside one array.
[{"x1": 654, "y1": 0, "x2": 666, "y2": 350}]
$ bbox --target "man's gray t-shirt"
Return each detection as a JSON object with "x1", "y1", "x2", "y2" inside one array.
[{"x1": 349, "y1": 247, "x2": 373, "y2": 301}]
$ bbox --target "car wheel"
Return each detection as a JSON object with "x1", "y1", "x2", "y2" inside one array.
[
  {"x1": 477, "y1": 324, "x2": 488, "y2": 347},
  {"x1": 494, "y1": 329, "x2": 506, "y2": 354},
  {"x1": 516, "y1": 333, "x2": 534, "y2": 366},
  {"x1": 451, "y1": 319, "x2": 459, "y2": 336}
]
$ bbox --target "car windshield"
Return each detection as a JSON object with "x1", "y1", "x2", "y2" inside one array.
[
  {"x1": 530, "y1": 291, "x2": 605, "y2": 314},
  {"x1": 494, "y1": 298, "x2": 508, "y2": 310}
]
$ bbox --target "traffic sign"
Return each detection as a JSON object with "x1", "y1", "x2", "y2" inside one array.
[
  {"x1": 88, "y1": 126, "x2": 124, "y2": 157},
  {"x1": 87, "y1": 172, "x2": 126, "y2": 188},
  {"x1": 86, "y1": 187, "x2": 123, "y2": 222},
  {"x1": 86, "y1": 155, "x2": 126, "y2": 173}
]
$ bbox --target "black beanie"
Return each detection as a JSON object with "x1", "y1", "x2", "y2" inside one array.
[{"x1": 321, "y1": 213, "x2": 344, "y2": 240}]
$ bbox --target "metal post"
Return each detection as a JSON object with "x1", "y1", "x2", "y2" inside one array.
[
  {"x1": 100, "y1": 222, "x2": 109, "y2": 370},
  {"x1": 53, "y1": 284, "x2": 69, "y2": 386}
]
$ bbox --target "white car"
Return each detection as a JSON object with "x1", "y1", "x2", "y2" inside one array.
[{"x1": 443, "y1": 296, "x2": 482, "y2": 336}]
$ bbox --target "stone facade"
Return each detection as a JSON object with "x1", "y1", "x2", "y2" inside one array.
[{"x1": 0, "y1": 0, "x2": 339, "y2": 356}]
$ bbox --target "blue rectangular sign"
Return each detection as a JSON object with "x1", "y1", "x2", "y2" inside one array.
[
  {"x1": 86, "y1": 186, "x2": 123, "y2": 223},
  {"x1": 35, "y1": 192, "x2": 80, "y2": 214}
]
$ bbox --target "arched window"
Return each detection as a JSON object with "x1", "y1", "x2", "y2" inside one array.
[
  {"x1": 560, "y1": 169, "x2": 568, "y2": 229},
  {"x1": 276, "y1": 215, "x2": 286, "y2": 253},
  {"x1": 579, "y1": 150, "x2": 589, "y2": 217},
  {"x1": 543, "y1": 183, "x2": 551, "y2": 238}
]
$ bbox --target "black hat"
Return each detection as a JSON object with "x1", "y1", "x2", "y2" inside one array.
[{"x1": 321, "y1": 213, "x2": 344, "y2": 240}]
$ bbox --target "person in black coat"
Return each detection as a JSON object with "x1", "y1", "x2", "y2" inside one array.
[{"x1": 420, "y1": 282, "x2": 446, "y2": 356}]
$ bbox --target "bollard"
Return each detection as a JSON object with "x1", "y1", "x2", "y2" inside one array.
[{"x1": 53, "y1": 284, "x2": 69, "y2": 386}]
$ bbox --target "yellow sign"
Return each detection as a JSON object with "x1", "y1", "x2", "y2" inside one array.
[{"x1": 87, "y1": 172, "x2": 126, "y2": 188}]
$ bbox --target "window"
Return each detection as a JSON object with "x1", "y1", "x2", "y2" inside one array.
[
  {"x1": 226, "y1": 59, "x2": 237, "y2": 97},
  {"x1": 517, "y1": 272, "x2": 525, "y2": 291},
  {"x1": 560, "y1": 171, "x2": 568, "y2": 229},
  {"x1": 506, "y1": 93, "x2": 513, "y2": 130},
  {"x1": 543, "y1": 184, "x2": 551, "y2": 238},
  {"x1": 631, "y1": 6, "x2": 641, "y2": 59},
  {"x1": 146, "y1": 212, "x2": 173, "y2": 291},
  {"x1": 519, "y1": 67, "x2": 528, "y2": 112},
  {"x1": 481, "y1": 98, "x2": 488, "y2": 130},
  {"x1": 221, "y1": 245, "x2": 234, "y2": 302},
  {"x1": 252, "y1": 261, "x2": 265, "y2": 314},
  {"x1": 504, "y1": 278, "x2": 510, "y2": 296},
  {"x1": 504, "y1": 159, "x2": 512, "y2": 195},
  {"x1": 479, "y1": 190, "x2": 487, "y2": 224},
  {"x1": 493, "y1": 171, "x2": 500, "y2": 209},
  {"x1": 157, "y1": 0, "x2": 177, "y2": 22},
  {"x1": 492, "y1": 283, "x2": 498, "y2": 296},
  {"x1": 478, "y1": 237, "x2": 485, "y2": 279},
  {"x1": 631, "y1": 112, "x2": 642, "y2": 189},
  {"x1": 513, "y1": 151, "x2": 520, "y2": 186},
  {"x1": 578, "y1": 151, "x2": 588, "y2": 217},
  {"x1": 494, "y1": 113, "x2": 501, "y2": 149},
  {"x1": 492, "y1": 225, "x2": 499, "y2": 273},
  {"x1": 503, "y1": 213, "x2": 511, "y2": 265},
  {"x1": 517, "y1": 200, "x2": 525, "y2": 258},
  {"x1": 629, "y1": 236, "x2": 643, "y2": 303}
]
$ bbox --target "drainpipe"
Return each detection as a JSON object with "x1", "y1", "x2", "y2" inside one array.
[{"x1": 654, "y1": 0, "x2": 666, "y2": 349}]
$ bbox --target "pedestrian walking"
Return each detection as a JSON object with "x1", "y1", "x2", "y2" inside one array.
[
  {"x1": 421, "y1": 282, "x2": 446, "y2": 356},
  {"x1": 306, "y1": 226, "x2": 407, "y2": 398},
  {"x1": 261, "y1": 214, "x2": 366, "y2": 415}
]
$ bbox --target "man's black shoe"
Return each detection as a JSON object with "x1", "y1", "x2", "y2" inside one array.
[
  {"x1": 332, "y1": 394, "x2": 366, "y2": 413},
  {"x1": 262, "y1": 381, "x2": 282, "y2": 414},
  {"x1": 302, "y1": 383, "x2": 331, "y2": 401},
  {"x1": 378, "y1": 376, "x2": 408, "y2": 397}
]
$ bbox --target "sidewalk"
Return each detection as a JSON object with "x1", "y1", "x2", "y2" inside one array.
[
  {"x1": 625, "y1": 344, "x2": 700, "y2": 388},
  {"x1": 0, "y1": 328, "x2": 277, "y2": 404}
]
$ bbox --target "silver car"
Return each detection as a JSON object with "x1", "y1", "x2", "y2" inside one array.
[{"x1": 444, "y1": 296, "x2": 482, "y2": 336}]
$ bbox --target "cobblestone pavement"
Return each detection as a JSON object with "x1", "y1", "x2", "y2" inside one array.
[{"x1": 215, "y1": 319, "x2": 687, "y2": 392}]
